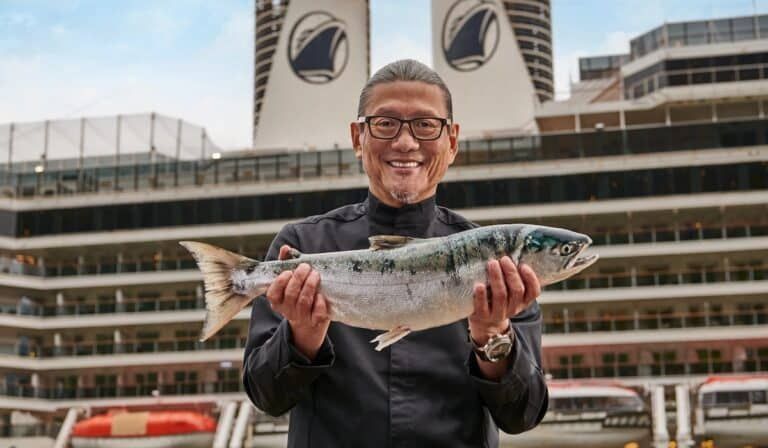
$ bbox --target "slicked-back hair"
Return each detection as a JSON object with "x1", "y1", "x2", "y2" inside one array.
[{"x1": 357, "y1": 59, "x2": 453, "y2": 119}]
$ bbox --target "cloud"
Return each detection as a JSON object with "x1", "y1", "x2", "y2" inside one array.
[
  {"x1": 1, "y1": 12, "x2": 36, "y2": 27},
  {"x1": 0, "y1": 1, "x2": 254, "y2": 149},
  {"x1": 124, "y1": 6, "x2": 190, "y2": 46},
  {"x1": 50, "y1": 24, "x2": 71, "y2": 39}
]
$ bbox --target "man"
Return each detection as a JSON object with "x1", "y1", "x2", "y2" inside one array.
[{"x1": 243, "y1": 59, "x2": 547, "y2": 447}]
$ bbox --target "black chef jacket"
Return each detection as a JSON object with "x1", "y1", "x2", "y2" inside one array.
[{"x1": 243, "y1": 192, "x2": 548, "y2": 448}]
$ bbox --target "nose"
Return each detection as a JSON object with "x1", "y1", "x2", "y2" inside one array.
[{"x1": 391, "y1": 122, "x2": 419, "y2": 151}]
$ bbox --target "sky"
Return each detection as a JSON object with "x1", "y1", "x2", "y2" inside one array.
[{"x1": 1, "y1": 0, "x2": 767, "y2": 149}]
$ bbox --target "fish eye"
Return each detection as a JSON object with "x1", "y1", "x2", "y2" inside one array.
[{"x1": 560, "y1": 243, "x2": 575, "y2": 255}]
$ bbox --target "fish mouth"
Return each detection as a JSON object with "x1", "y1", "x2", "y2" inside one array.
[
  {"x1": 567, "y1": 242, "x2": 599, "y2": 272},
  {"x1": 570, "y1": 253, "x2": 599, "y2": 270}
]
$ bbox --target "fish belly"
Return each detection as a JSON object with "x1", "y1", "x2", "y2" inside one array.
[{"x1": 318, "y1": 264, "x2": 483, "y2": 331}]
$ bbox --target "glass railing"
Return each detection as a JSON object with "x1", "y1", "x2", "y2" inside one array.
[
  {"x1": 0, "y1": 265, "x2": 766, "y2": 321},
  {"x1": 548, "y1": 266, "x2": 768, "y2": 291},
  {"x1": 0, "y1": 266, "x2": 765, "y2": 320},
  {"x1": 0, "y1": 257, "x2": 199, "y2": 277},
  {"x1": 0, "y1": 422, "x2": 61, "y2": 438},
  {"x1": 1, "y1": 119, "x2": 766, "y2": 198},
  {"x1": 625, "y1": 60, "x2": 768, "y2": 99},
  {"x1": 0, "y1": 221, "x2": 765, "y2": 281},
  {"x1": 546, "y1": 361, "x2": 754, "y2": 379},
  {"x1": 5, "y1": 337, "x2": 246, "y2": 359},
  {"x1": 0, "y1": 296, "x2": 203, "y2": 317},
  {"x1": 543, "y1": 308, "x2": 768, "y2": 334},
  {"x1": 0, "y1": 380, "x2": 244, "y2": 400},
  {"x1": 588, "y1": 223, "x2": 768, "y2": 246},
  {"x1": 630, "y1": 15, "x2": 768, "y2": 59}
]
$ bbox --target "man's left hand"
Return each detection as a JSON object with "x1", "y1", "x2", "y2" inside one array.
[{"x1": 468, "y1": 256, "x2": 541, "y2": 348}]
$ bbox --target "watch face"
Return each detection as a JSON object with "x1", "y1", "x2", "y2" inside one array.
[{"x1": 488, "y1": 340, "x2": 513, "y2": 359}]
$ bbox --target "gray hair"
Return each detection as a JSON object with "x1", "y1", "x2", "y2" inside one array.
[{"x1": 357, "y1": 59, "x2": 453, "y2": 119}]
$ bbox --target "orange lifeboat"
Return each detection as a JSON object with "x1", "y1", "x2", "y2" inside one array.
[{"x1": 71, "y1": 410, "x2": 216, "y2": 448}]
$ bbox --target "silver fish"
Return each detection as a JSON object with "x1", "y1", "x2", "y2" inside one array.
[{"x1": 180, "y1": 224, "x2": 598, "y2": 350}]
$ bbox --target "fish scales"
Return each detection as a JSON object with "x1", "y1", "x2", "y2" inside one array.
[
  {"x1": 181, "y1": 224, "x2": 599, "y2": 348},
  {"x1": 240, "y1": 226, "x2": 519, "y2": 331}
]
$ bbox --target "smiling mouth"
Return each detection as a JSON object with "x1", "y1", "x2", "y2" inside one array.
[{"x1": 388, "y1": 161, "x2": 421, "y2": 168}]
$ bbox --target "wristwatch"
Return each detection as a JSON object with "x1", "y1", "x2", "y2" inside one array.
[{"x1": 470, "y1": 326, "x2": 515, "y2": 363}]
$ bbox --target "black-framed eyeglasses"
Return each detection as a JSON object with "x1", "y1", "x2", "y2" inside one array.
[{"x1": 357, "y1": 115, "x2": 450, "y2": 141}]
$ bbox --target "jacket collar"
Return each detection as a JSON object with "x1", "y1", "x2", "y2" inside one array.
[{"x1": 365, "y1": 191, "x2": 437, "y2": 238}]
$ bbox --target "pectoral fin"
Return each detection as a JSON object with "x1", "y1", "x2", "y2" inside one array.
[
  {"x1": 370, "y1": 326, "x2": 412, "y2": 351},
  {"x1": 369, "y1": 235, "x2": 426, "y2": 251}
]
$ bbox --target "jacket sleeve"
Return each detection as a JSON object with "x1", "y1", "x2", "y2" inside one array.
[
  {"x1": 242, "y1": 224, "x2": 336, "y2": 417},
  {"x1": 467, "y1": 301, "x2": 549, "y2": 434}
]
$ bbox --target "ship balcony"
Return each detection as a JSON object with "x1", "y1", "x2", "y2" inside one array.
[
  {"x1": 0, "y1": 380, "x2": 244, "y2": 401},
  {"x1": 542, "y1": 301, "x2": 768, "y2": 335},
  {"x1": 0, "y1": 231, "x2": 764, "y2": 289},
  {"x1": 0, "y1": 279, "x2": 765, "y2": 329},
  {"x1": 542, "y1": 279, "x2": 768, "y2": 305},
  {"x1": 543, "y1": 323, "x2": 768, "y2": 348},
  {"x1": 0, "y1": 387, "x2": 247, "y2": 413},
  {"x1": 0, "y1": 346, "x2": 243, "y2": 370},
  {"x1": 1, "y1": 119, "x2": 765, "y2": 200},
  {"x1": 0, "y1": 300, "x2": 253, "y2": 329}
]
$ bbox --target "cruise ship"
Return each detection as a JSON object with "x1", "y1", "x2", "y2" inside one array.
[{"x1": 1, "y1": 7, "x2": 768, "y2": 448}]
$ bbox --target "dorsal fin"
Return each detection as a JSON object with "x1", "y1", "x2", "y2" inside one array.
[
  {"x1": 287, "y1": 248, "x2": 303, "y2": 259},
  {"x1": 368, "y1": 235, "x2": 425, "y2": 251}
]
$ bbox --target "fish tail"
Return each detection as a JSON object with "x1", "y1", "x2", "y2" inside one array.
[{"x1": 180, "y1": 241, "x2": 260, "y2": 341}]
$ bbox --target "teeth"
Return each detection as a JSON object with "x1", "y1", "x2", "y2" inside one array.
[{"x1": 389, "y1": 161, "x2": 420, "y2": 168}]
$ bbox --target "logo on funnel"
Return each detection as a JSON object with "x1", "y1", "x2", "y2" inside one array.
[
  {"x1": 442, "y1": 0, "x2": 499, "y2": 71},
  {"x1": 288, "y1": 11, "x2": 349, "y2": 84}
]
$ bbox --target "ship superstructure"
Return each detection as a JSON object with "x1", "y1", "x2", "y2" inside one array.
[{"x1": 0, "y1": 11, "x2": 767, "y2": 448}]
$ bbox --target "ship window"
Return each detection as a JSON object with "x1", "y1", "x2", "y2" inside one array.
[
  {"x1": 751, "y1": 390, "x2": 767, "y2": 404},
  {"x1": 712, "y1": 19, "x2": 732, "y2": 42},
  {"x1": 732, "y1": 17, "x2": 756, "y2": 41},
  {"x1": 715, "y1": 391, "x2": 750, "y2": 405}
]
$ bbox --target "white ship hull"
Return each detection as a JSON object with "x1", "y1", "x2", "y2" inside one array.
[
  {"x1": 701, "y1": 417, "x2": 768, "y2": 448},
  {"x1": 501, "y1": 421, "x2": 651, "y2": 448},
  {"x1": 71, "y1": 433, "x2": 214, "y2": 448}
]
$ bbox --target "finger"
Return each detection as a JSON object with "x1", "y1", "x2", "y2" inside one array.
[
  {"x1": 487, "y1": 260, "x2": 507, "y2": 319},
  {"x1": 266, "y1": 271, "x2": 293, "y2": 306},
  {"x1": 283, "y1": 263, "x2": 311, "y2": 308},
  {"x1": 500, "y1": 257, "x2": 525, "y2": 312},
  {"x1": 471, "y1": 282, "x2": 489, "y2": 318},
  {"x1": 278, "y1": 245, "x2": 294, "y2": 261},
  {"x1": 519, "y1": 264, "x2": 541, "y2": 306},
  {"x1": 311, "y1": 293, "x2": 330, "y2": 326},
  {"x1": 297, "y1": 270, "x2": 320, "y2": 317}
]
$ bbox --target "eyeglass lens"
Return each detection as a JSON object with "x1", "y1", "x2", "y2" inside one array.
[{"x1": 368, "y1": 117, "x2": 443, "y2": 140}]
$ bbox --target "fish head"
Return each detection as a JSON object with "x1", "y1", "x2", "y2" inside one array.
[{"x1": 515, "y1": 226, "x2": 599, "y2": 286}]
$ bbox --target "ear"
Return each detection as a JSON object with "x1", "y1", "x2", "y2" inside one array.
[
  {"x1": 350, "y1": 122, "x2": 363, "y2": 159},
  {"x1": 447, "y1": 122, "x2": 460, "y2": 165}
]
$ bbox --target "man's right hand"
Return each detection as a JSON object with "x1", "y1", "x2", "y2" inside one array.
[{"x1": 265, "y1": 244, "x2": 331, "y2": 360}]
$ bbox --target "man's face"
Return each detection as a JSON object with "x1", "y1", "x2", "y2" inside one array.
[{"x1": 351, "y1": 81, "x2": 460, "y2": 208}]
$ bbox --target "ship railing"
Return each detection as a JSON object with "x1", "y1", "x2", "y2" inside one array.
[
  {"x1": 544, "y1": 306, "x2": 768, "y2": 335},
  {"x1": 0, "y1": 266, "x2": 766, "y2": 320},
  {"x1": 625, "y1": 60, "x2": 768, "y2": 99},
  {"x1": 0, "y1": 118, "x2": 766, "y2": 198},
  {"x1": 0, "y1": 381, "x2": 245, "y2": 400},
  {"x1": 0, "y1": 421, "x2": 61, "y2": 438},
  {"x1": 2, "y1": 336, "x2": 247, "y2": 359},
  {"x1": 0, "y1": 221, "x2": 765, "y2": 279}
]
